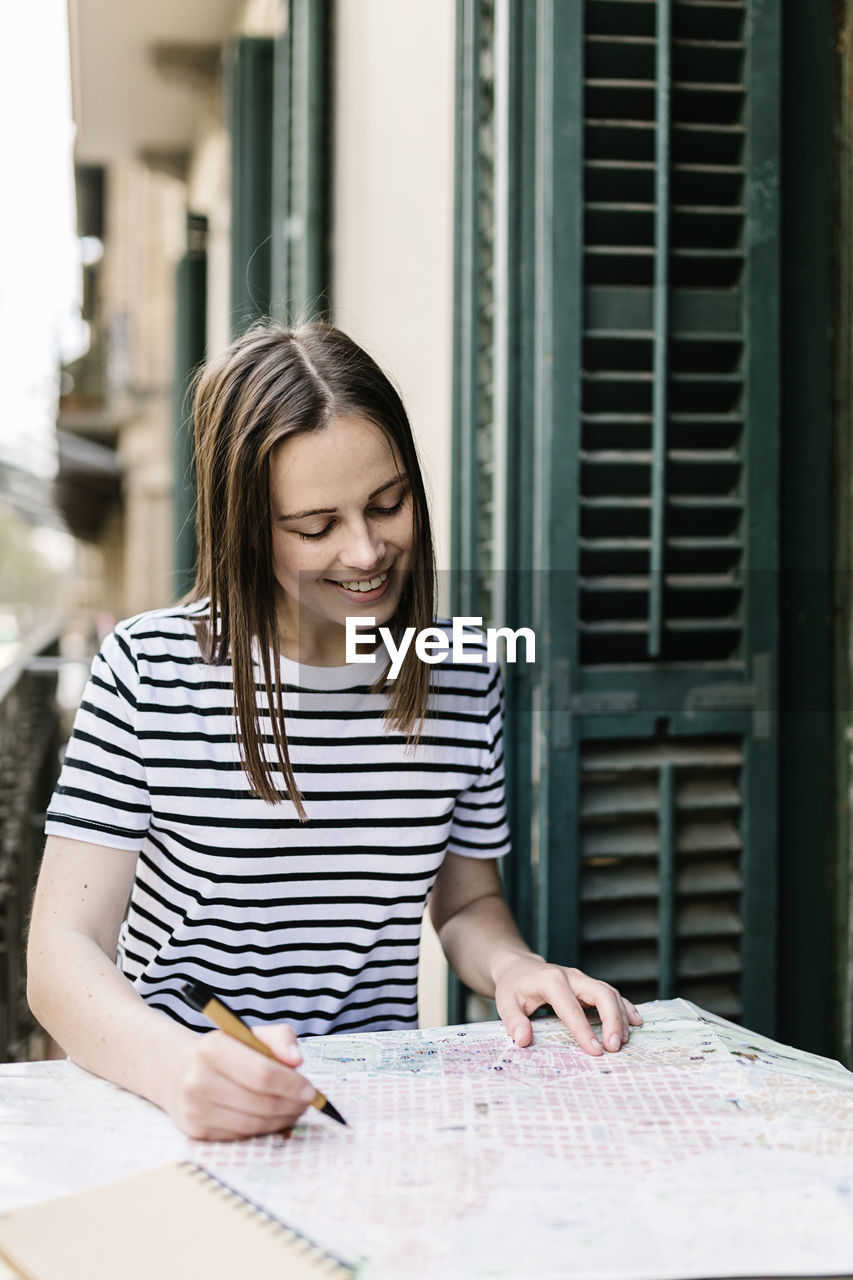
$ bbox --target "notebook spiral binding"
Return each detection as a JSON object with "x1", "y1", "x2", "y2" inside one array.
[{"x1": 182, "y1": 1162, "x2": 356, "y2": 1277}]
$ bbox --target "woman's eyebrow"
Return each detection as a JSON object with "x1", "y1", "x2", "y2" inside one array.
[
  {"x1": 278, "y1": 474, "x2": 408, "y2": 521},
  {"x1": 370, "y1": 474, "x2": 408, "y2": 500}
]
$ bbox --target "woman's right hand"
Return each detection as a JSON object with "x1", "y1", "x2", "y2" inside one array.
[
  {"x1": 28, "y1": 838, "x2": 316, "y2": 1140},
  {"x1": 165, "y1": 1024, "x2": 318, "y2": 1141}
]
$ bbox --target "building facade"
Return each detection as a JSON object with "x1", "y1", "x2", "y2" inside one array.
[{"x1": 57, "y1": 0, "x2": 853, "y2": 1057}]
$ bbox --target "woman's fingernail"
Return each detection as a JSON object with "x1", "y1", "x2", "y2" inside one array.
[{"x1": 609, "y1": 1033, "x2": 622, "y2": 1050}]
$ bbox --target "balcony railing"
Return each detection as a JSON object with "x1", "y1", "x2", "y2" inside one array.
[{"x1": 0, "y1": 625, "x2": 67, "y2": 1061}]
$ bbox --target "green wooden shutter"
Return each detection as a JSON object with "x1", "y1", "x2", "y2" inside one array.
[
  {"x1": 453, "y1": 0, "x2": 539, "y2": 962},
  {"x1": 453, "y1": 0, "x2": 780, "y2": 1032},
  {"x1": 172, "y1": 212, "x2": 207, "y2": 599},
  {"x1": 228, "y1": 37, "x2": 274, "y2": 335},
  {"x1": 270, "y1": 0, "x2": 330, "y2": 321}
]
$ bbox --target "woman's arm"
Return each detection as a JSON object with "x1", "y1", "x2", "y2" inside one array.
[
  {"x1": 27, "y1": 835, "x2": 317, "y2": 1138},
  {"x1": 429, "y1": 851, "x2": 643, "y2": 1054}
]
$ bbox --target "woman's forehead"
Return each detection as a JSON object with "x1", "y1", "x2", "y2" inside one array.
[{"x1": 270, "y1": 416, "x2": 403, "y2": 506}]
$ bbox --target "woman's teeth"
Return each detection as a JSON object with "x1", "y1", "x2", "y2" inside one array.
[{"x1": 339, "y1": 571, "x2": 388, "y2": 593}]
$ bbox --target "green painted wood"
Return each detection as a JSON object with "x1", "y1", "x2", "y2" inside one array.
[
  {"x1": 736, "y1": 0, "x2": 781, "y2": 1037},
  {"x1": 532, "y1": 0, "x2": 584, "y2": 966},
  {"x1": 451, "y1": 0, "x2": 482, "y2": 606},
  {"x1": 270, "y1": 19, "x2": 291, "y2": 322},
  {"x1": 648, "y1": 0, "x2": 671, "y2": 658},
  {"x1": 271, "y1": 1, "x2": 330, "y2": 321},
  {"x1": 776, "y1": 0, "x2": 835, "y2": 1054},
  {"x1": 501, "y1": 0, "x2": 538, "y2": 950},
  {"x1": 228, "y1": 37, "x2": 274, "y2": 335},
  {"x1": 835, "y1": 4, "x2": 853, "y2": 1069},
  {"x1": 657, "y1": 761, "x2": 675, "y2": 998},
  {"x1": 449, "y1": 0, "x2": 483, "y2": 1027},
  {"x1": 172, "y1": 213, "x2": 207, "y2": 600},
  {"x1": 453, "y1": 0, "x2": 782, "y2": 1034}
]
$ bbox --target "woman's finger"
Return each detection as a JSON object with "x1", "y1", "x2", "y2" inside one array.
[
  {"x1": 190, "y1": 1030, "x2": 315, "y2": 1112},
  {"x1": 495, "y1": 987, "x2": 535, "y2": 1047},
  {"x1": 538, "y1": 976, "x2": 604, "y2": 1056},
  {"x1": 626, "y1": 1000, "x2": 644, "y2": 1026},
  {"x1": 559, "y1": 970, "x2": 629, "y2": 1053},
  {"x1": 251, "y1": 1022, "x2": 304, "y2": 1067}
]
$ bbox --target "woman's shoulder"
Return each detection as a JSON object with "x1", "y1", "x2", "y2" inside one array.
[{"x1": 106, "y1": 600, "x2": 211, "y2": 666}]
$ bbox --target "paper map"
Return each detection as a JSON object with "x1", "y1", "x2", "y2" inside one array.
[{"x1": 3, "y1": 1000, "x2": 853, "y2": 1279}]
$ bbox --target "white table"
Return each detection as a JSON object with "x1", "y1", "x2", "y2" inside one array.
[{"x1": 2, "y1": 1000, "x2": 853, "y2": 1280}]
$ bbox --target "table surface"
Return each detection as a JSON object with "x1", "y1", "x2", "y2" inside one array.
[{"x1": 2, "y1": 999, "x2": 853, "y2": 1280}]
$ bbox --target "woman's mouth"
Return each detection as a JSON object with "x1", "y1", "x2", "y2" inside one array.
[{"x1": 329, "y1": 569, "x2": 392, "y2": 603}]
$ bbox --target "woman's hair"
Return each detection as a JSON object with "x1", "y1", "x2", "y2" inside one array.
[{"x1": 188, "y1": 320, "x2": 436, "y2": 818}]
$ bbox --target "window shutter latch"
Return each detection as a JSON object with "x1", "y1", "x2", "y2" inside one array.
[
  {"x1": 552, "y1": 660, "x2": 640, "y2": 751},
  {"x1": 685, "y1": 654, "x2": 773, "y2": 742}
]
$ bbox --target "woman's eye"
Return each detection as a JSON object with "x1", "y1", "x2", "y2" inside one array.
[
  {"x1": 372, "y1": 498, "x2": 405, "y2": 517},
  {"x1": 297, "y1": 523, "x2": 334, "y2": 541},
  {"x1": 293, "y1": 495, "x2": 405, "y2": 539}
]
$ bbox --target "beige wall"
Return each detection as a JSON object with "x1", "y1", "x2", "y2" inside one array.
[
  {"x1": 332, "y1": 0, "x2": 456, "y2": 580},
  {"x1": 96, "y1": 161, "x2": 185, "y2": 616},
  {"x1": 332, "y1": 0, "x2": 456, "y2": 1027}
]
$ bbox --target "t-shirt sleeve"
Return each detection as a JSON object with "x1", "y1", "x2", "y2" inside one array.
[
  {"x1": 44, "y1": 627, "x2": 151, "y2": 851},
  {"x1": 447, "y1": 664, "x2": 512, "y2": 860}
]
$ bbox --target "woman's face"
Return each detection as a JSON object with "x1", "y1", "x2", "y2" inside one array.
[{"x1": 269, "y1": 415, "x2": 414, "y2": 663}]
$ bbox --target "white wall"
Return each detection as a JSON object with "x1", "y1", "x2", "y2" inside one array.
[{"x1": 332, "y1": 0, "x2": 456, "y2": 1026}]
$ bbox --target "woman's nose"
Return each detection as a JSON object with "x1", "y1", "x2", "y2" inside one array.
[{"x1": 340, "y1": 521, "x2": 384, "y2": 572}]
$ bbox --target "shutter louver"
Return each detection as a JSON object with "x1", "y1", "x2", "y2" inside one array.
[
  {"x1": 579, "y1": 736, "x2": 745, "y2": 1019},
  {"x1": 581, "y1": 0, "x2": 746, "y2": 665}
]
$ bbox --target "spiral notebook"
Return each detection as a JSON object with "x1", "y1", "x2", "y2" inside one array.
[{"x1": 0, "y1": 1162, "x2": 355, "y2": 1280}]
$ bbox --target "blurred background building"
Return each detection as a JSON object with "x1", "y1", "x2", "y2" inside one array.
[
  {"x1": 2, "y1": 0, "x2": 852, "y2": 1067},
  {"x1": 56, "y1": 0, "x2": 456, "y2": 623}
]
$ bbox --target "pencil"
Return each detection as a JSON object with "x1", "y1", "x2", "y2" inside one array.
[{"x1": 181, "y1": 980, "x2": 348, "y2": 1127}]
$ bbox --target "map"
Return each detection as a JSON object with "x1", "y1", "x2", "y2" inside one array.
[{"x1": 3, "y1": 1000, "x2": 853, "y2": 1278}]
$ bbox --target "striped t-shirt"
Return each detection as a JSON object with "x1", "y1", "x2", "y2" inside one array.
[{"x1": 45, "y1": 601, "x2": 511, "y2": 1035}]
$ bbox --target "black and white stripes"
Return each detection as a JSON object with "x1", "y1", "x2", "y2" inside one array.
[{"x1": 46, "y1": 602, "x2": 510, "y2": 1035}]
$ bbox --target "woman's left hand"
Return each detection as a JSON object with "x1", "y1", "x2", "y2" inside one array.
[
  {"x1": 493, "y1": 954, "x2": 643, "y2": 1055},
  {"x1": 431, "y1": 854, "x2": 643, "y2": 1055}
]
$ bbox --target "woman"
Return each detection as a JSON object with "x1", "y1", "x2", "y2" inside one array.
[{"x1": 27, "y1": 322, "x2": 641, "y2": 1140}]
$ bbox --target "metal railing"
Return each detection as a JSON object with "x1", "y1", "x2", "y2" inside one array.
[{"x1": 0, "y1": 624, "x2": 66, "y2": 1061}]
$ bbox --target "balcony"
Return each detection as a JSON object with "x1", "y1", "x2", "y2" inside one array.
[{"x1": 0, "y1": 626, "x2": 82, "y2": 1060}]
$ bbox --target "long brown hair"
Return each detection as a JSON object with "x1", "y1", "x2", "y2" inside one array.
[{"x1": 189, "y1": 321, "x2": 436, "y2": 818}]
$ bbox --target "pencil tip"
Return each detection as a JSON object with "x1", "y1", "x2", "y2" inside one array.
[{"x1": 323, "y1": 1099, "x2": 348, "y2": 1127}]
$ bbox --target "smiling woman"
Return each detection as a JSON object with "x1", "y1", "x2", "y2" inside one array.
[
  {"x1": 268, "y1": 416, "x2": 414, "y2": 662},
  {"x1": 189, "y1": 324, "x2": 435, "y2": 813},
  {"x1": 26, "y1": 320, "x2": 641, "y2": 1142}
]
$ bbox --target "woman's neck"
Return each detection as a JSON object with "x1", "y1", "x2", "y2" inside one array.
[{"x1": 276, "y1": 613, "x2": 351, "y2": 667}]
